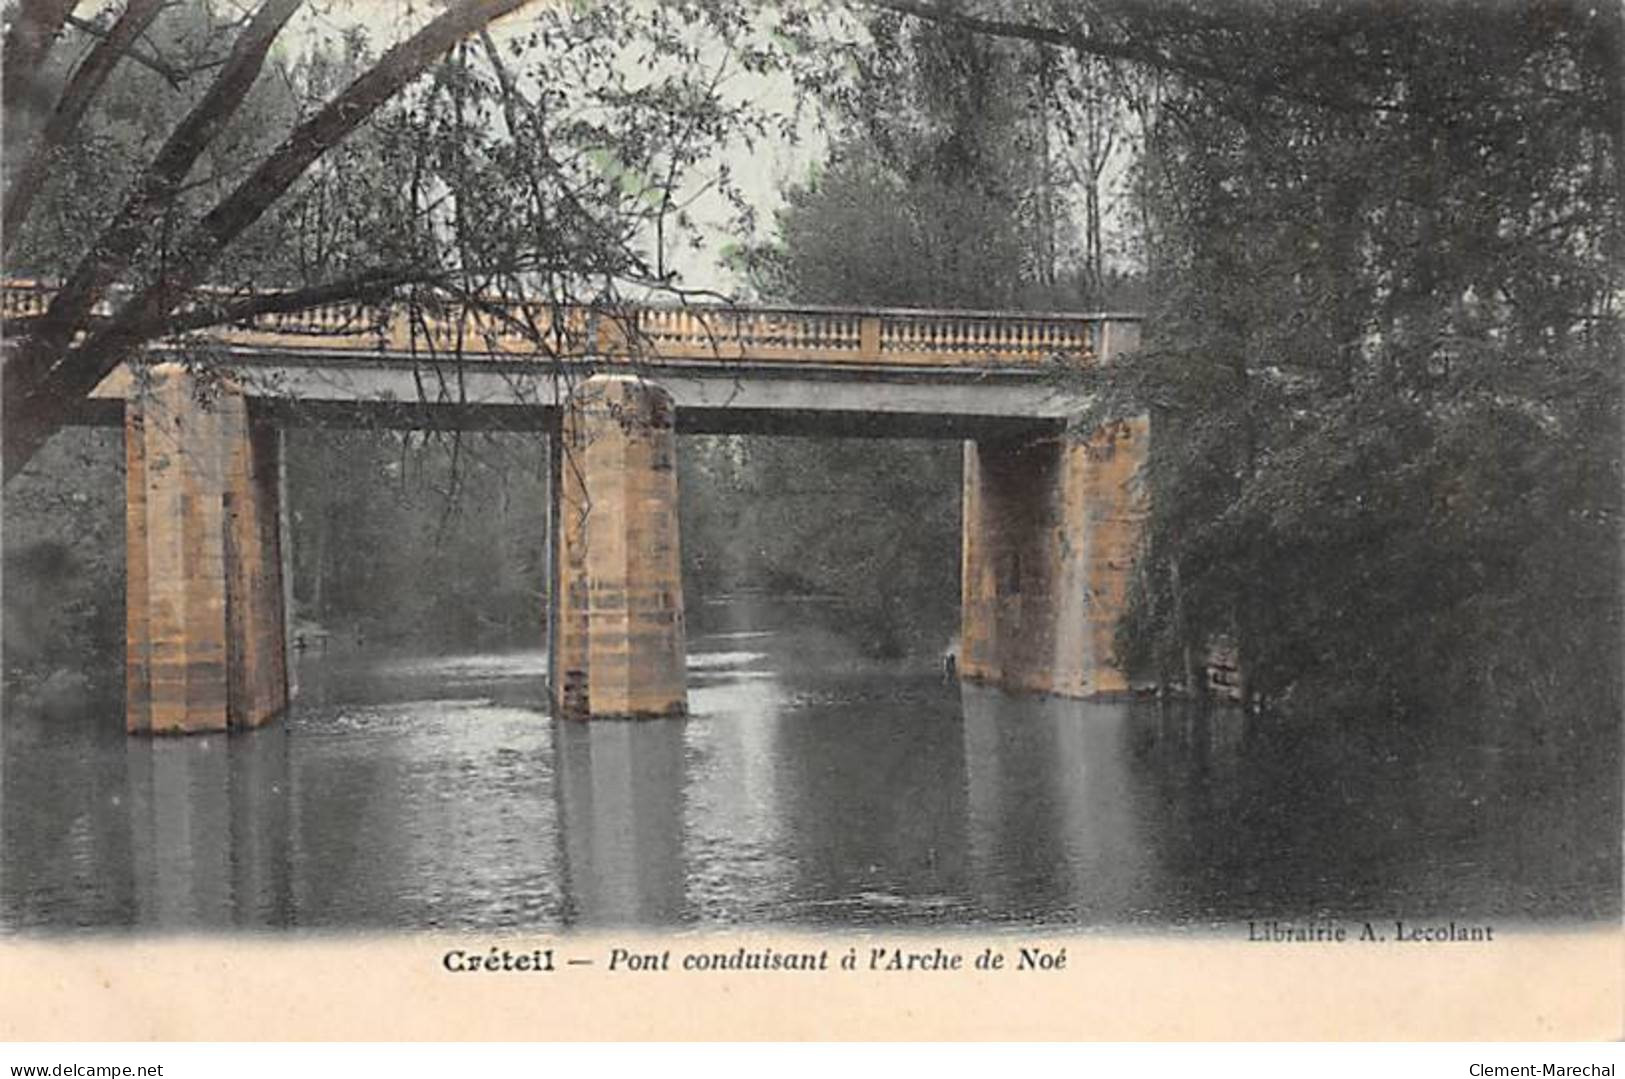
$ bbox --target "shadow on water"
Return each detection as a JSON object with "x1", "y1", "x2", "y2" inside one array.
[{"x1": 2, "y1": 595, "x2": 1618, "y2": 932}]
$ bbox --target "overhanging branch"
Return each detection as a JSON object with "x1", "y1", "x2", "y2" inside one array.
[{"x1": 858, "y1": 0, "x2": 1400, "y2": 115}]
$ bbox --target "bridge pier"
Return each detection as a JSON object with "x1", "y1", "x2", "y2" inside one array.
[
  {"x1": 959, "y1": 419, "x2": 1149, "y2": 698},
  {"x1": 125, "y1": 363, "x2": 288, "y2": 734},
  {"x1": 551, "y1": 375, "x2": 688, "y2": 720}
]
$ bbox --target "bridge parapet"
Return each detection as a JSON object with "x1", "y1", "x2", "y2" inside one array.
[{"x1": 2, "y1": 279, "x2": 1138, "y2": 370}]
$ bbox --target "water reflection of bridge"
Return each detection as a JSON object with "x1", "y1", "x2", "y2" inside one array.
[
  {"x1": 6, "y1": 631, "x2": 1596, "y2": 930},
  {"x1": 4, "y1": 281, "x2": 1148, "y2": 732},
  {"x1": 2, "y1": 677, "x2": 1195, "y2": 929}
]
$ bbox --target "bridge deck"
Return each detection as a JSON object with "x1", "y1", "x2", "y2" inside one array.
[{"x1": 4, "y1": 282, "x2": 1141, "y2": 437}]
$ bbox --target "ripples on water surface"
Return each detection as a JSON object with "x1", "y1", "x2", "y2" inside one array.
[{"x1": 2, "y1": 600, "x2": 1617, "y2": 932}]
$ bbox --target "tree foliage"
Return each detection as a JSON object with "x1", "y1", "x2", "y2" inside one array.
[
  {"x1": 1060, "y1": 0, "x2": 1623, "y2": 727},
  {"x1": 1, "y1": 0, "x2": 799, "y2": 480},
  {"x1": 686, "y1": 7, "x2": 1082, "y2": 657},
  {"x1": 759, "y1": 0, "x2": 1621, "y2": 725},
  {"x1": 284, "y1": 427, "x2": 551, "y2": 646}
]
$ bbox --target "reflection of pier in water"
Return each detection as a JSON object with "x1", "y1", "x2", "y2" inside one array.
[
  {"x1": 553, "y1": 721, "x2": 686, "y2": 926},
  {"x1": 962, "y1": 686, "x2": 1153, "y2": 921},
  {"x1": 7, "y1": 630, "x2": 1607, "y2": 930},
  {"x1": 1, "y1": 662, "x2": 1240, "y2": 929},
  {"x1": 125, "y1": 727, "x2": 293, "y2": 929},
  {"x1": 9, "y1": 601, "x2": 1599, "y2": 929}
]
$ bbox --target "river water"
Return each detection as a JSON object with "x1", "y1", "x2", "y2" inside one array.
[{"x1": 1, "y1": 597, "x2": 1617, "y2": 933}]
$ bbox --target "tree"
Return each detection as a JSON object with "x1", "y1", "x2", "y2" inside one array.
[
  {"x1": 832, "y1": 0, "x2": 1620, "y2": 727},
  {"x1": 1094, "y1": 2, "x2": 1619, "y2": 724},
  {"x1": 2, "y1": 0, "x2": 793, "y2": 482},
  {"x1": 1, "y1": 0, "x2": 543, "y2": 480},
  {"x1": 690, "y1": 7, "x2": 1074, "y2": 657},
  {"x1": 755, "y1": 5, "x2": 1077, "y2": 309},
  {"x1": 0, "y1": 0, "x2": 807, "y2": 697}
]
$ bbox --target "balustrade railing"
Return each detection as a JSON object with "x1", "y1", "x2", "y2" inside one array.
[{"x1": 2, "y1": 280, "x2": 1128, "y2": 368}]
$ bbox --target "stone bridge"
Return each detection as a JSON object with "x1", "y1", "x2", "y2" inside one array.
[{"x1": 2, "y1": 281, "x2": 1148, "y2": 731}]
